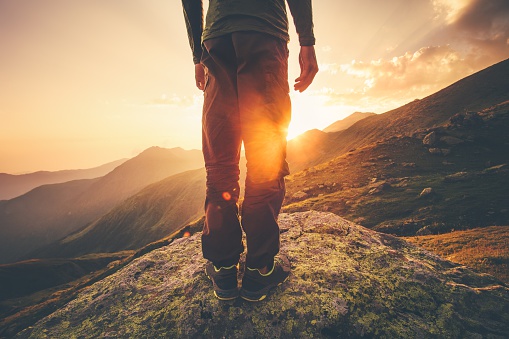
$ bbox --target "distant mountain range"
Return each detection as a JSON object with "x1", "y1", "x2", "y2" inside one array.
[
  {"x1": 0, "y1": 159, "x2": 127, "y2": 201},
  {"x1": 30, "y1": 168, "x2": 206, "y2": 259},
  {"x1": 0, "y1": 147, "x2": 203, "y2": 264}
]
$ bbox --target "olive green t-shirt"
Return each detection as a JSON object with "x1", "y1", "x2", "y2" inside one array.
[{"x1": 182, "y1": 0, "x2": 315, "y2": 64}]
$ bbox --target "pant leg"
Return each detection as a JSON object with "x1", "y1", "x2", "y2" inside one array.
[
  {"x1": 200, "y1": 35, "x2": 244, "y2": 267},
  {"x1": 233, "y1": 32, "x2": 291, "y2": 269}
]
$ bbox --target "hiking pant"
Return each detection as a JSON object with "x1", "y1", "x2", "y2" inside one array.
[{"x1": 200, "y1": 32, "x2": 291, "y2": 269}]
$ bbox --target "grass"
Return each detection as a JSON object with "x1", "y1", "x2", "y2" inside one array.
[{"x1": 404, "y1": 226, "x2": 509, "y2": 284}]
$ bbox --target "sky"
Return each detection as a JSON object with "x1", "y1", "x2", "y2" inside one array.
[{"x1": 0, "y1": 0, "x2": 508, "y2": 174}]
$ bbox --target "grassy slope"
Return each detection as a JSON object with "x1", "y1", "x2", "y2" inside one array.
[
  {"x1": 404, "y1": 226, "x2": 509, "y2": 284},
  {"x1": 284, "y1": 101, "x2": 509, "y2": 236},
  {"x1": 29, "y1": 168, "x2": 206, "y2": 259}
]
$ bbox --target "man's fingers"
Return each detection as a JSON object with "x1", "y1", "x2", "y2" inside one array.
[
  {"x1": 196, "y1": 79, "x2": 205, "y2": 90},
  {"x1": 195, "y1": 63, "x2": 206, "y2": 91},
  {"x1": 294, "y1": 65, "x2": 318, "y2": 92},
  {"x1": 294, "y1": 46, "x2": 318, "y2": 93}
]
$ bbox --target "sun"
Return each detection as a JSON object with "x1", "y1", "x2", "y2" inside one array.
[{"x1": 286, "y1": 92, "x2": 351, "y2": 140}]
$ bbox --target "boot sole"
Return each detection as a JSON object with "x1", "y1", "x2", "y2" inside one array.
[
  {"x1": 205, "y1": 268, "x2": 239, "y2": 300},
  {"x1": 240, "y1": 275, "x2": 289, "y2": 302}
]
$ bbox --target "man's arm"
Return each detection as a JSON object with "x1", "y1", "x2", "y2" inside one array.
[
  {"x1": 286, "y1": 0, "x2": 318, "y2": 92},
  {"x1": 182, "y1": 0, "x2": 206, "y2": 90}
]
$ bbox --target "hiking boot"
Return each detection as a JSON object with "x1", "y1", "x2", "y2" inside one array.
[
  {"x1": 205, "y1": 262, "x2": 239, "y2": 300},
  {"x1": 240, "y1": 254, "x2": 290, "y2": 302}
]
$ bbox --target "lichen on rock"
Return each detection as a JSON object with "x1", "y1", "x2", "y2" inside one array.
[{"x1": 18, "y1": 211, "x2": 509, "y2": 338}]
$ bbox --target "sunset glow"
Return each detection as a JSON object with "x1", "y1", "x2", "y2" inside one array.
[{"x1": 1, "y1": 0, "x2": 508, "y2": 173}]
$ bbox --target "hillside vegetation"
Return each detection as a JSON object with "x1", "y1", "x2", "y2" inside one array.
[
  {"x1": 405, "y1": 226, "x2": 509, "y2": 284},
  {"x1": 284, "y1": 100, "x2": 509, "y2": 236}
]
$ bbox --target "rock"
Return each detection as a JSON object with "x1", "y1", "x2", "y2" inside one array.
[
  {"x1": 401, "y1": 162, "x2": 416, "y2": 168},
  {"x1": 444, "y1": 172, "x2": 472, "y2": 182},
  {"x1": 368, "y1": 182, "x2": 392, "y2": 195},
  {"x1": 416, "y1": 226, "x2": 432, "y2": 236},
  {"x1": 19, "y1": 211, "x2": 509, "y2": 338},
  {"x1": 449, "y1": 111, "x2": 484, "y2": 128},
  {"x1": 440, "y1": 136, "x2": 464, "y2": 146},
  {"x1": 429, "y1": 148, "x2": 442, "y2": 155},
  {"x1": 292, "y1": 191, "x2": 308, "y2": 200},
  {"x1": 423, "y1": 131, "x2": 437, "y2": 146},
  {"x1": 419, "y1": 187, "x2": 433, "y2": 197},
  {"x1": 441, "y1": 148, "x2": 451, "y2": 156},
  {"x1": 482, "y1": 164, "x2": 507, "y2": 174}
]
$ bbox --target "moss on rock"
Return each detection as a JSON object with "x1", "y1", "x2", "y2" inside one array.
[{"x1": 18, "y1": 211, "x2": 509, "y2": 338}]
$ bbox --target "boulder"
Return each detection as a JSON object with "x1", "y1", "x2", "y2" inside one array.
[
  {"x1": 444, "y1": 172, "x2": 472, "y2": 182},
  {"x1": 19, "y1": 211, "x2": 509, "y2": 338},
  {"x1": 292, "y1": 191, "x2": 309, "y2": 200},
  {"x1": 440, "y1": 136, "x2": 464, "y2": 146},
  {"x1": 368, "y1": 182, "x2": 392, "y2": 195},
  {"x1": 423, "y1": 131, "x2": 437, "y2": 146},
  {"x1": 419, "y1": 187, "x2": 433, "y2": 197},
  {"x1": 429, "y1": 148, "x2": 442, "y2": 155}
]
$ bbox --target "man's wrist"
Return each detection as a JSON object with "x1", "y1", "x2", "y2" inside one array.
[{"x1": 299, "y1": 37, "x2": 316, "y2": 46}]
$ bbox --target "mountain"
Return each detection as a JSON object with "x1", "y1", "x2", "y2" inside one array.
[
  {"x1": 286, "y1": 129, "x2": 329, "y2": 172},
  {"x1": 0, "y1": 159, "x2": 127, "y2": 201},
  {"x1": 288, "y1": 58, "x2": 509, "y2": 171},
  {"x1": 11, "y1": 212, "x2": 509, "y2": 338},
  {"x1": 30, "y1": 168, "x2": 206, "y2": 259},
  {"x1": 284, "y1": 99, "x2": 509, "y2": 236},
  {"x1": 0, "y1": 147, "x2": 204, "y2": 264},
  {"x1": 322, "y1": 111, "x2": 376, "y2": 133}
]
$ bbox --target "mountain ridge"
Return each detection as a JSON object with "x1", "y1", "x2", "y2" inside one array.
[
  {"x1": 0, "y1": 147, "x2": 204, "y2": 264},
  {"x1": 288, "y1": 58, "x2": 509, "y2": 171},
  {"x1": 0, "y1": 159, "x2": 127, "y2": 201},
  {"x1": 322, "y1": 111, "x2": 376, "y2": 133},
  {"x1": 29, "y1": 168, "x2": 206, "y2": 259}
]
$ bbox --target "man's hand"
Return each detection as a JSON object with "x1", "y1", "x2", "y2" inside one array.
[
  {"x1": 294, "y1": 45, "x2": 318, "y2": 92},
  {"x1": 195, "y1": 63, "x2": 206, "y2": 91}
]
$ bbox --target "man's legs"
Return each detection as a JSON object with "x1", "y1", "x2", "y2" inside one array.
[
  {"x1": 232, "y1": 32, "x2": 291, "y2": 270},
  {"x1": 201, "y1": 36, "x2": 244, "y2": 268},
  {"x1": 201, "y1": 32, "x2": 291, "y2": 300}
]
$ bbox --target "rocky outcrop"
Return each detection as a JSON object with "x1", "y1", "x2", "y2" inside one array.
[
  {"x1": 422, "y1": 131, "x2": 437, "y2": 146},
  {"x1": 18, "y1": 211, "x2": 509, "y2": 338}
]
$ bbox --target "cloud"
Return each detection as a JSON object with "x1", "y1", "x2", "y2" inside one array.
[
  {"x1": 450, "y1": 0, "x2": 509, "y2": 37},
  {"x1": 431, "y1": 0, "x2": 471, "y2": 23},
  {"x1": 338, "y1": 45, "x2": 476, "y2": 100},
  {"x1": 145, "y1": 93, "x2": 195, "y2": 107},
  {"x1": 326, "y1": 0, "x2": 509, "y2": 112},
  {"x1": 433, "y1": 0, "x2": 509, "y2": 50}
]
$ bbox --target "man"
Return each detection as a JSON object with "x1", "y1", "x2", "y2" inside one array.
[{"x1": 181, "y1": 0, "x2": 318, "y2": 301}]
